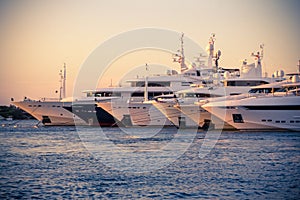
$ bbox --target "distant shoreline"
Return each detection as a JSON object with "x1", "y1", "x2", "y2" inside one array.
[{"x1": 0, "y1": 105, "x2": 34, "y2": 120}]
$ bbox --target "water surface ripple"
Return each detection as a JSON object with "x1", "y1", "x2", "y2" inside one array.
[{"x1": 0, "y1": 120, "x2": 299, "y2": 199}]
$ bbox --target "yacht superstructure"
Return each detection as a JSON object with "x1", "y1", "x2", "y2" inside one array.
[
  {"x1": 98, "y1": 70, "x2": 225, "y2": 127},
  {"x1": 152, "y1": 44, "x2": 285, "y2": 129},
  {"x1": 97, "y1": 33, "x2": 239, "y2": 127}
]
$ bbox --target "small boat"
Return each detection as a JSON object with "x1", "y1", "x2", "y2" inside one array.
[{"x1": 6, "y1": 116, "x2": 13, "y2": 121}]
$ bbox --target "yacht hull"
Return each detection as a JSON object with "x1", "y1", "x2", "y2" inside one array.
[
  {"x1": 128, "y1": 101, "x2": 173, "y2": 127},
  {"x1": 98, "y1": 100, "x2": 173, "y2": 127},
  {"x1": 152, "y1": 101, "x2": 198, "y2": 128},
  {"x1": 203, "y1": 95, "x2": 300, "y2": 131},
  {"x1": 176, "y1": 104, "x2": 233, "y2": 130},
  {"x1": 12, "y1": 101, "x2": 86, "y2": 126},
  {"x1": 69, "y1": 103, "x2": 117, "y2": 126}
]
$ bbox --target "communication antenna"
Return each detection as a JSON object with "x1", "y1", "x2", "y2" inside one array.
[
  {"x1": 63, "y1": 63, "x2": 66, "y2": 99},
  {"x1": 251, "y1": 44, "x2": 264, "y2": 77},
  {"x1": 172, "y1": 33, "x2": 187, "y2": 72},
  {"x1": 207, "y1": 33, "x2": 216, "y2": 68},
  {"x1": 215, "y1": 50, "x2": 222, "y2": 69},
  {"x1": 144, "y1": 63, "x2": 149, "y2": 102},
  {"x1": 251, "y1": 44, "x2": 264, "y2": 65},
  {"x1": 59, "y1": 63, "x2": 67, "y2": 100}
]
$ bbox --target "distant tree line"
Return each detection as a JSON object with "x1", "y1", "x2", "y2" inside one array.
[{"x1": 0, "y1": 105, "x2": 34, "y2": 120}]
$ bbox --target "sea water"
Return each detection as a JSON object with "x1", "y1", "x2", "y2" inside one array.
[{"x1": 0, "y1": 120, "x2": 299, "y2": 199}]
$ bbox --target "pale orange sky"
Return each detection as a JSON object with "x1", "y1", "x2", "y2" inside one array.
[{"x1": 0, "y1": 0, "x2": 299, "y2": 105}]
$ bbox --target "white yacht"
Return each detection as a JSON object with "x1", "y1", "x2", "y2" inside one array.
[
  {"x1": 152, "y1": 45, "x2": 285, "y2": 129},
  {"x1": 98, "y1": 70, "x2": 228, "y2": 127},
  {"x1": 176, "y1": 79, "x2": 291, "y2": 130},
  {"x1": 153, "y1": 78, "x2": 280, "y2": 129},
  {"x1": 11, "y1": 64, "x2": 86, "y2": 126},
  {"x1": 202, "y1": 76, "x2": 300, "y2": 131},
  {"x1": 12, "y1": 65, "x2": 120, "y2": 126},
  {"x1": 12, "y1": 98, "x2": 86, "y2": 126},
  {"x1": 97, "y1": 34, "x2": 238, "y2": 127}
]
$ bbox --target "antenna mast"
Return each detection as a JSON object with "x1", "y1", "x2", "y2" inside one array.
[
  {"x1": 180, "y1": 33, "x2": 186, "y2": 72},
  {"x1": 144, "y1": 63, "x2": 149, "y2": 102},
  {"x1": 59, "y1": 63, "x2": 67, "y2": 100},
  {"x1": 63, "y1": 63, "x2": 66, "y2": 99},
  {"x1": 173, "y1": 33, "x2": 187, "y2": 73},
  {"x1": 251, "y1": 44, "x2": 264, "y2": 77},
  {"x1": 207, "y1": 33, "x2": 216, "y2": 69}
]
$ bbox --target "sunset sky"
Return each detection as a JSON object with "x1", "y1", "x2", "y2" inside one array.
[{"x1": 0, "y1": 0, "x2": 299, "y2": 105}]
